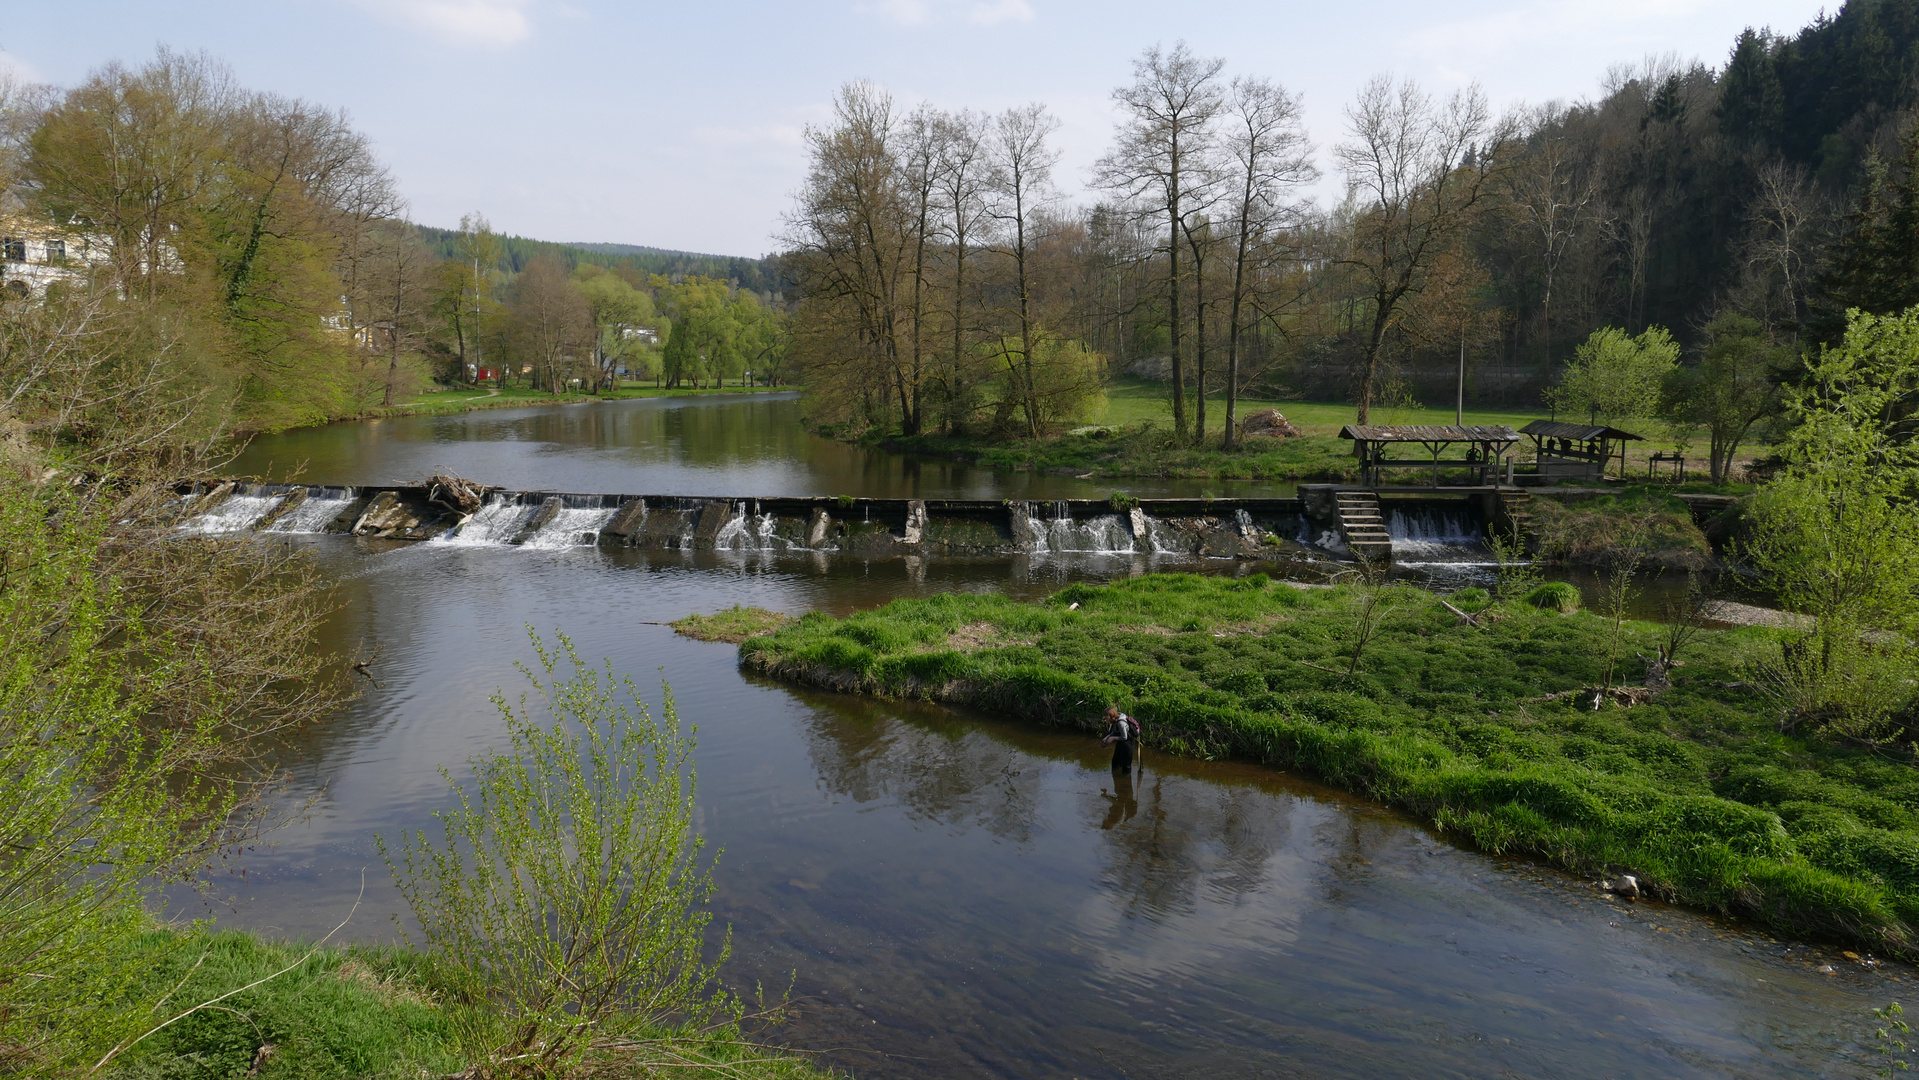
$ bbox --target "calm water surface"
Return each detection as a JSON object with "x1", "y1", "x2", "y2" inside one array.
[{"x1": 199, "y1": 397, "x2": 1900, "y2": 1078}]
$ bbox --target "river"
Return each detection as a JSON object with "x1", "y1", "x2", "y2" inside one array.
[{"x1": 201, "y1": 393, "x2": 1900, "y2": 1078}]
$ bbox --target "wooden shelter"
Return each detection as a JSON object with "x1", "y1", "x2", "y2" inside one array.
[
  {"x1": 1519, "y1": 420, "x2": 1644, "y2": 482},
  {"x1": 1338, "y1": 425, "x2": 1521, "y2": 487}
]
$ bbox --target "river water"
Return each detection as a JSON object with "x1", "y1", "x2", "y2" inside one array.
[{"x1": 201, "y1": 394, "x2": 1901, "y2": 1078}]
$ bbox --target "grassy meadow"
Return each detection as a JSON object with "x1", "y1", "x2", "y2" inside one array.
[
  {"x1": 879, "y1": 380, "x2": 1767, "y2": 487},
  {"x1": 739, "y1": 573, "x2": 1919, "y2": 958}
]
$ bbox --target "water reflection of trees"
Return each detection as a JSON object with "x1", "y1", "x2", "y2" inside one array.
[{"x1": 798, "y1": 696, "x2": 1049, "y2": 845}]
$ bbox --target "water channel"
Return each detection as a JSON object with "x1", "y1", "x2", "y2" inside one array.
[{"x1": 202, "y1": 393, "x2": 1901, "y2": 1078}]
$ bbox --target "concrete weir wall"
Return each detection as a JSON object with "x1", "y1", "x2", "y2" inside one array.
[{"x1": 175, "y1": 481, "x2": 1494, "y2": 560}]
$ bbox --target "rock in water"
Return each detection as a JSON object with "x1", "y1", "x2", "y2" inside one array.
[{"x1": 1240, "y1": 409, "x2": 1302, "y2": 439}]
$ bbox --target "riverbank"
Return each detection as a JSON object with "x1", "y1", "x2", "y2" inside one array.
[
  {"x1": 268, "y1": 384, "x2": 796, "y2": 431},
  {"x1": 739, "y1": 573, "x2": 1919, "y2": 958},
  {"x1": 90, "y1": 928, "x2": 826, "y2": 1078}
]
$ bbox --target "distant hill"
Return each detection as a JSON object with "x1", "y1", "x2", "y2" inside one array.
[{"x1": 416, "y1": 226, "x2": 786, "y2": 298}]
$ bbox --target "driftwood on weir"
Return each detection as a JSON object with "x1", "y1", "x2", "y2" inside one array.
[{"x1": 425, "y1": 473, "x2": 487, "y2": 516}]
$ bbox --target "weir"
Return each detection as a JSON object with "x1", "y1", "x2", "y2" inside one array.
[{"x1": 174, "y1": 480, "x2": 1517, "y2": 562}]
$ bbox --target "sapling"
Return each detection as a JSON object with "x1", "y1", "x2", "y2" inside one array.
[
  {"x1": 381, "y1": 631, "x2": 744, "y2": 1077},
  {"x1": 1598, "y1": 512, "x2": 1654, "y2": 705}
]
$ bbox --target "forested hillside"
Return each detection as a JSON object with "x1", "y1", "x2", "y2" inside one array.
[
  {"x1": 416, "y1": 227, "x2": 785, "y2": 298},
  {"x1": 785, "y1": 0, "x2": 1919, "y2": 441}
]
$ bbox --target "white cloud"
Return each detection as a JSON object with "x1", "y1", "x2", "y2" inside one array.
[
  {"x1": 0, "y1": 49, "x2": 43, "y2": 85},
  {"x1": 347, "y1": 0, "x2": 537, "y2": 48},
  {"x1": 858, "y1": 0, "x2": 1035, "y2": 27}
]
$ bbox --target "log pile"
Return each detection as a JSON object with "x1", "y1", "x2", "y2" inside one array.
[{"x1": 425, "y1": 473, "x2": 486, "y2": 517}]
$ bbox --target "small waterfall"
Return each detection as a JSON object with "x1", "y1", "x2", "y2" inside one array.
[
  {"x1": 520, "y1": 505, "x2": 618, "y2": 549},
  {"x1": 265, "y1": 487, "x2": 357, "y2": 534},
  {"x1": 1387, "y1": 507, "x2": 1487, "y2": 563},
  {"x1": 178, "y1": 490, "x2": 282, "y2": 534},
  {"x1": 714, "y1": 509, "x2": 781, "y2": 551},
  {"x1": 712, "y1": 504, "x2": 783, "y2": 551},
  {"x1": 1018, "y1": 501, "x2": 1136, "y2": 554},
  {"x1": 437, "y1": 494, "x2": 537, "y2": 546}
]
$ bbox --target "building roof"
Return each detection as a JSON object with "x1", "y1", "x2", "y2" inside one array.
[
  {"x1": 1519, "y1": 420, "x2": 1645, "y2": 442},
  {"x1": 1339, "y1": 424, "x2": 1521, "y2": 443}
]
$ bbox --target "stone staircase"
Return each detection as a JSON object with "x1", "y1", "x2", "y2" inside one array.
[
  {"x1": 1494, "y1": 489, "x2": 1534, "y2": 548},
  {"x1": 1334, "y1": 490, "x2": 1394, "y2": 563}
]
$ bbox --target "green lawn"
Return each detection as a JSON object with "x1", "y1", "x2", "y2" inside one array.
[
  {"x1": 741, "y1": 573, "x2": 1919, "y2": 958},
  {"x1": 1092, "y1": 380, "x2": 1551, "y2": 435}
]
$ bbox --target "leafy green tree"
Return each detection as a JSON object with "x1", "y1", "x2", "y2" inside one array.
[
  {"x1": 1743, "y1": 306, "x2": 1919, "y2": 737},
  {"x1": 1546, "y1": 325, "x2": 1679, "y2": 428},
  {"x1": 576, "y1": 266, "x2": 655, "y2": 390},
  {"x1": 1660, "y1": 313, "x2": 1790, "y2": 482}
]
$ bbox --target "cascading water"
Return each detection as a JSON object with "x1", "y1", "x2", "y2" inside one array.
[
  {"x1": 1018, "y1": 501, "x2": 1136, "y2": 555},
  {"x1": 435, "y1": 494, "x2": 537, "y2": 546},
  {"x1": 265, "y1": 487, "x2": 358, "y2": 534},
  {"x1": 520, "y1": 504, "x2": 619, "y2": 549},
  {"x1": 177, "y1": 491, "x2": 283, "y2": 534},
  {"x1": 1387, "y1": 507, "x2": 1488, "y2": 563},
  {"x1": 714, "y1": 506, "x2": 783, "y2": 551}
]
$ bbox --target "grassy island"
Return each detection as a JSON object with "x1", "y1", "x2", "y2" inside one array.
[{"x1": 741, "y1": 573, "x2": 1919, "y2": 957}]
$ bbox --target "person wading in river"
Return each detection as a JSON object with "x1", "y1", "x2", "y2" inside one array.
[{"x1": 1101, "y1": 705, "x2": 1142, "y2": 774}]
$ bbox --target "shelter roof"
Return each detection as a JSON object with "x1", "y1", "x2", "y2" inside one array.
[
  {"x1": 1519, "y1": 420, "x2": 1644, "y2": 442},
  {"x1": 1339, "y1": 424, "x2": 1521, "y2": 443}
]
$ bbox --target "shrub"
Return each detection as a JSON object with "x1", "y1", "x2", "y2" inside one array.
[
  {"x1": 381, "y1": 632, "x2": 737, "y2": 1077},
  {"x1": 1523, "y1": 582, "x2": 1581, "y2": 613}
]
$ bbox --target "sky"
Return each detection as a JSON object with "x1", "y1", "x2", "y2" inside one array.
[{"x1": 1, "y1": 0, "x2": 1834, "y2": 259}]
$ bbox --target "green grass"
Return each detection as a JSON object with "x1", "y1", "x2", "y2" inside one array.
[
  {"x1": 95, "y1": 929, "x2": 827, "y2": 1079},
  {"x1": 673, "y1": 606, "x2": 793, "y2": 643},
  {"x1": 356, "y1": 383, "x2": 788, "y2": 422},
  {"x1": 742, "y1": 573, "x2": 1919, "y2": 957},
  {"x1": 879, "y1": 380, "x2": 1762, "y2": 487}
]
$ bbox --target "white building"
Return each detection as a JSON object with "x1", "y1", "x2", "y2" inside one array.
[{"x1": 1, "y1": 191, "x2": 172, "y2": 300}]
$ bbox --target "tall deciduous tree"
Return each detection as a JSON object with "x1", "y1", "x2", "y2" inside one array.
[
  {"x1": 1660, "y1": 313, "x2": 1788, "y2": 482},
  {"x1": 1335, "y1": 76, "x2": 1509, "y2": 423},
  {"x1": 1097, "y1": 42, "x2": 1225, "y2": 443},
  {"x1": 509, "y1": 256, "x2": 593, "y2": 394},
  {"x1": 1220, "y1": 75, "x2": 1314, "y2": 448},
  {"x1": 987, "y1": 103, "x2": 1062, "y2": 438}
]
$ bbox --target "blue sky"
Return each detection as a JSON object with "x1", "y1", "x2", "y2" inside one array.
[{"x1": 2, "y1": 0, "x2": 1831, "y2": 258}]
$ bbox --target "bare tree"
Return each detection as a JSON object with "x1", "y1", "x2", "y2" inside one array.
[
  {"x1": 1334, "y1": 76, "x2": 1510, "y2": 423},
  {"x1": 987, "y1": 103, "x2": 1062, "y2": 438},
  {"x1": 366, "y1": 220, "x2": 431, "y2": 406},
  {"x1": 1501, "y1": 107, "x2": 1595, "y2": 380},
  {"x1": 1097, "y1": 42, "x2": 1226, "y2": 443},
  {"x1": 929, "y1": 109, "x2": 991, "y2": 432},
  {"x1": 1220, "y1": 75, "x2": 1315, "y2": 448},
  {"x1": 1740, "y1": 159, "x2": 1825, "y2": 327}
]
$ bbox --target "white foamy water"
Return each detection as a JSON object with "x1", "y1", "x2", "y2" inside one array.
[
  {"x1": 177, "y1": 493, "x2": 282, "y2": 534},
  {"x1": 714, "y1": 508, "x2": 782, "y2": 551},
  {"x1": 435, "y1": 496, "x2": 537, "y2": 546},
  {"x1": 1019, "y1": 503, "x2": 1137, "y2": 554},
  {"x1": 520, "y1": 506, "x2": 617, "y2": 549},
  {"x1": 1387, "y1": 508, "x2": 1488, "y2": 563},
  {"x1": 265, "y1": 490, "x2": 357, "y2": 534}
]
